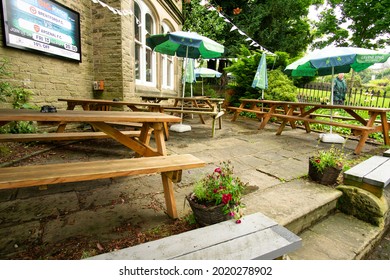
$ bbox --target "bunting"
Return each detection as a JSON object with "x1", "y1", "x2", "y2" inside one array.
[
  {"x1": 90, "y1": 0, "x2": 274, "y2": 55},
  {"x1": 199, "y1": 0, "x2": 275, "y2": 55},
  {"x1": 90, "y1": 0, "x2": 136, "y2": 21}
]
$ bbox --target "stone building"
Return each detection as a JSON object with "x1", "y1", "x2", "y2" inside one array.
[{"x1": 0, "y1": 0, "x2": 184, "y2": 109}]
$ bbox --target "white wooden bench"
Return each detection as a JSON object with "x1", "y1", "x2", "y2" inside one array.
[
  {"x1": 88, "y1": 212, "x2": 301, "y2": 260},
  {"x1": 0, "y1": 154, "x2": 206, "y2": 219},
  {"x1": 343, "y1": 155, "x2": 390, "y2": 198}
]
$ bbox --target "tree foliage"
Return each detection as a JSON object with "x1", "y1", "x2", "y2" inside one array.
[
  {"x1": 208, "y1": 0, "x2": 320, "y2": 57},
  {"x1": 312, "y1": 0, "x2": 390, "y2": 49},
  {"x1": 182, "y1": 0, "x2": 227, "y2": 45},
  {"x1": 183, "y1": 0, "x2": 320, "y2": 57},
  {"x1": 224, "y1": 46, "x2": 297, "y2": 105}
]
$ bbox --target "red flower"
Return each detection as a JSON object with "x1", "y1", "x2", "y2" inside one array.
[
  {"x1": 315, "y1": 159, "x2": 321, "y2": 163},
  {"x1": 214, "y1": 167, "x2": 222, "y2": 174},
  {"x1": 222, "y1": 193, "x2": 232, "y2": 204},
  {"x1": 236, "y1": 219, "x2": 242, "y2": 224}
]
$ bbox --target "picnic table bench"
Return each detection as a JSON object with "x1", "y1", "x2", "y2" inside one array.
[
  {"x1": 0, "y1": 154, "x2": 206, "y2": 219},
  {"x1": 343, "y1": 155, "x2": 390, "y2": 198},
  {"x1": 0, "y1": 130, "x2": 145, "y2": 142},
  {"x1": 88, "y1": 212, "x2": 301, "y2": 260},
  {"x1": 229, "y1": 99, "x2": 390, "y2": 154}
]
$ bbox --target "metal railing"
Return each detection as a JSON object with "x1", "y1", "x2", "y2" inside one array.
[{"x1": 297, "y1": 84, "x2": 389, "y2": 108}]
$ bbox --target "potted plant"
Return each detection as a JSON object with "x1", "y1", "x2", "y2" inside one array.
[
  {"x1": 186, "y1": 161, "x2": 246, "y2": 226},
  {"x1": 308, "y1": 145, "x2": 346, "y2": 186}
]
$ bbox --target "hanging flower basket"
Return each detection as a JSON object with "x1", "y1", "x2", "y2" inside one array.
[
  {"x1": 186, "y1": 194, "x2": 232, "y2": 226},
  {"x1": 308, "y1": 158, "x2": 342, "y2": 186}
]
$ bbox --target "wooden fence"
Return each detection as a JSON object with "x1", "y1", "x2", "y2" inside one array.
[{"x1": 297, "y1": 84, "x2": 389, "y2": 108}]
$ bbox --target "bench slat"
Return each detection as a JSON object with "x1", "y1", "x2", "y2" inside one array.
[
  {"x1": 0, "y1": 154, "x2": 205, "y2": 189},
  {"x1": 363, "y1": 158, "x2": 390, "y2": 188},
  {"x1": 0, "y1": 130, "x2": 142, "y2": 142},
  {"x1": 271, "y1": 114, "x2": 375, "y2": 131},
  {"x1": 164, "y1": 109, "x2": 219, "y2": 115},
  {"x1": 343, "y1": 156, "x2": 390, "y2": 184},
  {"x1": 89, "y1": 212, "x2": 302, "y2": 260}
]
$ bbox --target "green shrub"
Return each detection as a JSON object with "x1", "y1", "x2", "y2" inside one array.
[
  {"x1": 0, "y1": 59, "x2": 37, "y2": 133},
  {"x1": 224, "y1": 46, "x2": 296, "y2": 106}
]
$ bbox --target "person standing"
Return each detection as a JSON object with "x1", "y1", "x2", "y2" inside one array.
[{"x1": 333, "y1": 73, "x2": 347, "y2": 105}]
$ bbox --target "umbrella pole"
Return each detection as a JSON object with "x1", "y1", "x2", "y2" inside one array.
[
  {"x1": 330, "y1": 67, "x2": 334, "y2": 134},
  {"x1": 319, "y1": 66, "x2": 345, "y2": 144},
  {"x1": 170, "y1": 46, "x2": 191, "y2": 133}
]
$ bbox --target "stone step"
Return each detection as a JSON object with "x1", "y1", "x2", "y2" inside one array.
[
  {"x1": 243, "y1": 178, "x2": 343, "y2": 235},
  {"x1": 287, "y1": 211, "x2": 384, "y2": 260}
]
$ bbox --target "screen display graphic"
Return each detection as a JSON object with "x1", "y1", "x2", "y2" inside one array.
[{"x1": 1, "y1": 0, "x2": 81, "y2": 62}]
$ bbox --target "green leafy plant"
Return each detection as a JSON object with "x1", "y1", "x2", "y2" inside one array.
[
  {"x1": 0, "y1": 58, "x2": 37, "y2": 134},
  {"x1": 191, "y1": 161, "x2": 246, "y2": 223},
  {"x1": 310, "y1": 145, "x2": 346, "y2": 173}
]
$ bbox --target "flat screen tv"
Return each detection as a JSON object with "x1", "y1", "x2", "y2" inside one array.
[{"x1": 1, "y1": 0, "x2": 81, "y2": 62}]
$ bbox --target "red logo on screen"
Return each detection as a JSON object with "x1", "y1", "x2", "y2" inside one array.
[
  {"x1": 34, "y1": 25, "x2": 40, "y2": 32},
  {"x1": 30, "y1": 6, "x2": 37, "y2": 14}
]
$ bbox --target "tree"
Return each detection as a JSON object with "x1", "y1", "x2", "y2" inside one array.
[
  {"x1": 312, "y1": 0, "x2": 390, "y2": 49},
  {"x1": 182, "y1": 0, "x2": 227, "y2": 45},
  {"x1": 208, "y1": 0, "x2": 321, "y2": 57}
]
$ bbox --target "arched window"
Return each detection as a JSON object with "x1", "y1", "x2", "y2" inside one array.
[
  {"x1": 134, "y1": 1, "x2": 155, "y2": 86},
  {"x1": 161, "y1": 23, "x2": 174, "y2": 90}
]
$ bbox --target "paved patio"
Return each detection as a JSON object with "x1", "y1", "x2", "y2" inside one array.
[{"x1": 0, "y1": 114, "x2": 388, "y2": 259}]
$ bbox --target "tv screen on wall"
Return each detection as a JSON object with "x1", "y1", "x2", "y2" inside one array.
[{"x1": 1, "y1": 0, "x2": 81, "y2": 62}]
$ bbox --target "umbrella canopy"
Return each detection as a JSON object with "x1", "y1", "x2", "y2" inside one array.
[
  {"x1": 285, "y1": 47, "x2": 390, "y2": 77},
  {"x1": 252, "y1": 52, "x2": 268, "y2": 99},
  {"x1": 146, "y1": 31, "x2": 224, "y2": 59},
  {"x1": 194, "y1": 67, "x2": 222, "y2": 96},
  {"x1": 285, "y1": 46, "x2": 390, "y2": 143},
  {"x1": 194, "y1": 67, "x2": 222, "y2": 78}
]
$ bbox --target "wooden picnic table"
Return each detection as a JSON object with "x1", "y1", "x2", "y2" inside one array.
[
  {"x1": 0, "y1": 109, "x2": 199, "y2": 219},
  {"x1": 140, "y1": 94, "x2": 173, "y2": 103},
  {"x1": 0, "y1": 109, "x2": 179, "y2": 156},
  {"x1": 141, "y1": 95, "x2": 225, "y2": 137},
  {"x1": 58, "y1": 97, "x2": 170, "y2": 140},
  {"x1": 229, "y1": 99, "x2": 390, "y2": 154}
]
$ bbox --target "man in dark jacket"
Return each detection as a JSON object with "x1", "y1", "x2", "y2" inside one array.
[{"x1": 333, "y1": 73, "x2": 347, "y2": 105}]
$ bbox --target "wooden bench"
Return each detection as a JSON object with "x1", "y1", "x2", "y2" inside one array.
[
  {"x1": 343, "y1": 155, "x2": 390, "y2": 198},
  {"x1": 88, "y1": 212, "x2": 302, "y2": 260},
  {"x1": 271, "y1": 113, "x2": 377, "y2": 132},
  {"x1": 0, "y1": 154, "x2": 206, "y2": 219},
  {"x1": 0, "y1": 130, "x2": 144, "y2": 142}
]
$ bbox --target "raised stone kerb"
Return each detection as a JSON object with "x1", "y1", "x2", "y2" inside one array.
[{"x1": 336, "y1": 185, "x2": 389, "y2": 226}]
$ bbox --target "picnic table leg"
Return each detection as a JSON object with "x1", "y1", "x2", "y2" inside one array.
[
  {"x1": 231, "y1": 102, "x2": 246, "y2": 121},
  {"x1": 152, "y1": 122, "x2": 167, "y2": 156},
  {"x1": 380, "y1": 112, "x2": 389, "y2": 146},
  {"x1": 91, "y1": 122, "x2": 160, "y2": 157},
  {"x1": 56, "y1": 102, "x2": 78, "y2": 132},
  {"x1": 161, "y1": 173, "x2": 178, "y2": 219},
  {"x1": 298, "y1": 106, "x2": 311, "y2": 132},
  {"x1": 193, "y1": 100, "x2": 206, "y2": 124},
  {"x1": 258, "y1": 104, "x2": 276, "y2": 129},
  {"x1": 354, "y1": 112, "x2": 379, "y2": 154}
]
